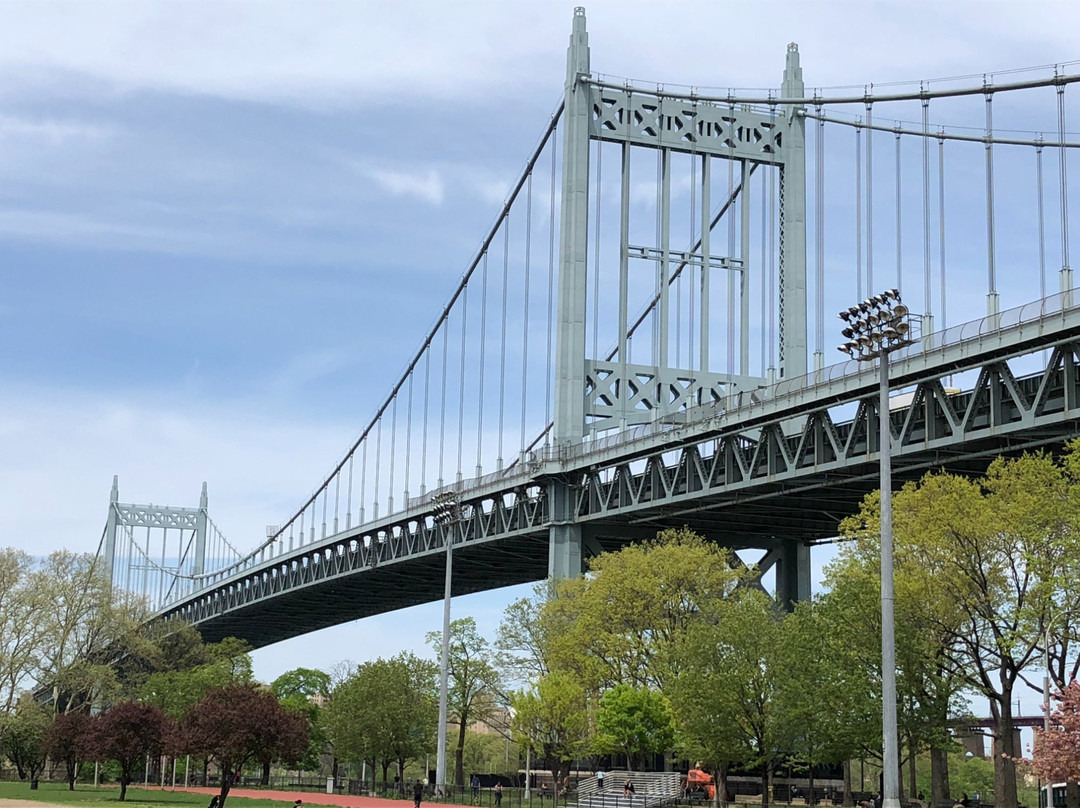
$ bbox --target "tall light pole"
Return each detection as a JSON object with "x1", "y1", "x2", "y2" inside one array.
[
  {"x1": 432, "y1": 491, "x2": 460, "y2": 799},
  {"x1": 838, "y1": 289, "x2": 916, "y2": 808}
]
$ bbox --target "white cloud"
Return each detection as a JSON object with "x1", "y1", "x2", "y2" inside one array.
[
  {"x1": 0, "y1": 1, "x2": 1077, "y2": 108},
  {"x1": 0, "y1": 114, "x2": 114, "y2": 143},
  {"x1": 364, "y1": 166, "x2": 445, "y2": 206}
]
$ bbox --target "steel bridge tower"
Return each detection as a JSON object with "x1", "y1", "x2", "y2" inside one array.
[{"x1": 550, "y1": 8, "x2": 810, "y2": 601}]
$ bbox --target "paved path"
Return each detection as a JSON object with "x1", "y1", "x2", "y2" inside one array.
[{"x1": 152, "y1": 786, "x2": 407, "y2": 808}]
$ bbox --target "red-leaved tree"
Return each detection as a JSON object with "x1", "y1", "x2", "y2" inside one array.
[
  {"x1": 84, "y1": 702, "x2": 170, "y2": 801},
  {"x1": 175, "y1": 684, "x2": 310, "y2": 808},
  {"x1": 47, "y1": 711, "x2": 92, "y2": 790},
  {"x1": 1030, "y1": 681, "x2": 1080, "y2": 808}
]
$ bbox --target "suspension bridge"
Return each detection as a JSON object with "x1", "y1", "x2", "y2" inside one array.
[{"x1": 100, "y1": 8, "x2": 1080, "y2": 648}]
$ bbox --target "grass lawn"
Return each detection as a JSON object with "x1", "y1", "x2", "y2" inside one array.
[{"x1": 0, "y1": 782, "x2": 298, "y2": 808}]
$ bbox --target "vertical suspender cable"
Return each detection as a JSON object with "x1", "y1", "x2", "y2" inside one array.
[
  {"x1": 689, "y1": 122, "x2": 697, "y2": 372},
  {"x1": 333, "y1": 468, "x2": 340, "y2": 533},
  {"x1": 388, "y1": 396, "x2": 397, "y2": 514},
  {"x1": 654, "y1": 145, "x2": 662, "y2": 366},
  {"x1": 1058, "y1": 73, "x2": 1071, "y2": 284},
  {"x1": 346, "y1": 454, "x2": 353, "y2": 530},
  {"x1": 922, "y1": 91, "x2": 932, "y2": 322},
  {"x1": 699, "y1": 152, "x2": 711, "y2": 372},
  {"x1": 815, "y1": 102, "x2": 825, "y2": 361},
  {"x1": 938, "y1": 133, "x2": 947, "y2": 330},
  {"x1": 405, "y1": 374, "x2": 413, "y2": 505},
  {"x1": 521, "y1": 173, "x2": 533, "y2": 456},
  {"x1": 866, "y1": 96, "x2": 875, "y2": 293},
  {"x1": 458, "y1": 285, "x2": 469, "y2": 480},
  {"x1": 360, "y1": 440, "x2": 367, "y2": 525},
  {"x1": 545, "y1": 132, "x2": 557, "y2": 445},
  {"x1": 728, "y1": 117, "x2": 737, "y2": 375},
  {"x1": 856, "y1": 123, "x2": 863, "y2": 301},
  {"x1": 593, "y1": 140, "x2": 602, "y2": 361},
  {"x1": 760, "y1": 165, "x2": 768, "y2": 375},
  {"x1": 895, "y1": 125, "x2": 903, "y2": 296},
  {"x1": 620, "y1": 143, "x2": 631, "y2": 426},
  {"x1": 421, "y1": 350, "x2": 430, "y2": 496},
  {"x1": 373, "y1": 418, "x2": 382, "y2": 520},
  {"x1": 438, "y1": 325, "x2": 448, "y2": 487},
  {"x1": 497, "y1": 221, "x2": 509, "y2": 469},
  {"x1": 1038, "y1": 138, "x2": 1047, "y2": 300},
  {"x1": 476, "y1": 253, "x2": 488, "y2": 476},
  {"x1": 985, "y1": 85, "x2": 998, "y2": 311}
]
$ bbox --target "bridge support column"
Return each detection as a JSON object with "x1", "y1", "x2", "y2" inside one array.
[
  {"x1": 548, "y1": 480, "x2": 583, "y2": 579},
  {"x1": 774, "y1": 539, "x2": 811, "y2": 610},
  {"x1": 194, "y1": 482, "x2": 208, "y2": 579},
  {"x1": 548, "y1": 7, "x2": 590, "y2": 579},
  {"x1": 780, "y1": 44, "x2": 807, "y2": 380},
  {"x1": 103, "y1": 475, "x2": 119, "y2": 591}
]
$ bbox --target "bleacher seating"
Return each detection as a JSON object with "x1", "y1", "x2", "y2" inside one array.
[{"x1": 575, "y1": 771, "x2": 683, "y2": 808}]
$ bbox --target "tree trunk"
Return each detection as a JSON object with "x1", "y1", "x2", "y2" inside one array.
[
  {"x1": 761, "y1": 762, "x2": 770, "y2": 808},
  {"x1": 381, "y1": 760, "x2": 391, "y2": 790},
  {"x1": 930, "y1": 744, "x2": 951, "y2": 808},
  {"x1": 843, "y1": 760, "x2": 853, "y2": 807},
  {"x1": 120, "y1": 775, "x2": 129, "y2": 802},
  {"x1": 993, "y1": 693, "x2": 1020, "y2": 808},
  {"x1": 717, "y1": 765, "x2": 730, "y2": 808},
  {"x1": 909, "y1": 738, "x2": 918, "y2": 803},
  {"x1": 261, "y1": 761, "x2": 270, "y2": 786},
  {"x1": 219, "y1": 765, "x2": 234, "y2": 808},
  {"x1": 456, "y1": 719, "x2": 468, "y2": 787}
]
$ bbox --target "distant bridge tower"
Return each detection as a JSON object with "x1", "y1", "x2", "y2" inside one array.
[
  {"x1": 102, "y1": 475, "x2": 209, "y2": 608},
  {"x1": 550, "y1": 7, "x2": 808, "y2": 598}
]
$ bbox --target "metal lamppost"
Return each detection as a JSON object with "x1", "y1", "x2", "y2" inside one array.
[
  {"x1": 431, "y1": 491, "x2": 460, "y2": 799},
  {"x1": 838, "y1": 289, "x2": 916, "y2": 808}
]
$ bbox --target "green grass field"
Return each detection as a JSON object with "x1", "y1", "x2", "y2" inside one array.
[{"x1": 0, "y1": 782, "x2": 300, "y2": 808}]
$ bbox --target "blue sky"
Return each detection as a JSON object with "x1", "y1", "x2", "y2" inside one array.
[{"x1": 4, "y1": 0, "x2": 1080, "y2": 725}]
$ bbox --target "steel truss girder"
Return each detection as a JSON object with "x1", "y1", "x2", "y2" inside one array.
[
  {"x1": 585, "y1": 359, "x2": 764, "y2": 429},
  {"x1": 589, "y1": 87, "x2": 788, "y2": 162},
  {"x1": 570, "y1": 342, "x2": 1080, "y2": 525},
  {"x1": 113, "y1": 503, "x2": 200, "y2": 530},
  {"x1": 165, "y1": 484, "x2": 549, "y2": 629}
]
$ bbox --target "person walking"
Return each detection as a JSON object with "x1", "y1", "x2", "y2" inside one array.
[
  {"x1": 472, "y1": 774, "x2": 481, "y2": 804},
  {"x1": 414, "y1": 780, "x2": 424, "y2": 808},
  {"x1": 597, "y1": 771, "x2": 605, "y2": 791},
  {"x1": 495, "y1": 783, "x2": 503, "y2": 807}
]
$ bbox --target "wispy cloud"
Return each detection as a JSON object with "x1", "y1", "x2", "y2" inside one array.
[
  {"x1": 0, "y1": 114, "x2": 114, "y2": 143},
  {"x1": 363, "y1": 166, "x2": 445, "y2": 206}
]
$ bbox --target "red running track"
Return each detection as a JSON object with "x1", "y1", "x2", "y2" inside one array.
[{"x1": 148, "y1": 786, "x2": 407, "y2": 808}]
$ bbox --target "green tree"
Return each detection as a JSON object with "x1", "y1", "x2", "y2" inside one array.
[
  {"x1": 841, "y1": 450, "x2": 1080, "y2": 808},
  {"x1": 543, "y1": 528, "x2": 744, "y2": 691},
  {"x1": 0, "y1": 550, "x2": 43, "y2": 712},
  {"x1": 271, "y1": 667, "x2": 332, "y2": 779},
  {"x1": 426, "y1": 617, "x2": 501, "y2": 786},
  {"x1": 594, "y1": 684, "x2": 675, "y2": 771},
  {"x1": 1, "y1": 696, "x2": 53, "y2": 788},
  {"x1": 322, "y1": 653, "x2": 437, "y2": 789},
  {"x1": 496, "y1": 580, "x2": 557, "y2": 687},
  {"x1": 511, "y1": 671, "x2": 590, "y2": 789},
  {"x1": 669, "y1": 590, "x2": 784, "y2": 806}
]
